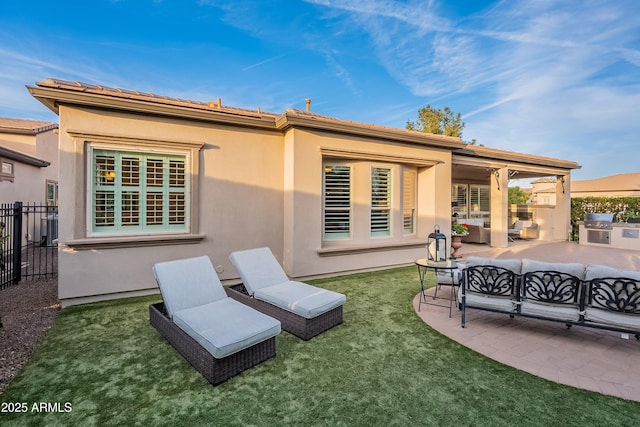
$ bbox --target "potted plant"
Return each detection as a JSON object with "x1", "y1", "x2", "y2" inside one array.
[
  {"x1": 451, "y1": 223, "x2": 468, "y2": 258},
  {"x1": 452, "y1": 222, "x2": 469, "y2": 236}
]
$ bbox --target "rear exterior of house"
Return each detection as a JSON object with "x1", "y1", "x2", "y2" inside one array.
[{"x1": 28, "y1": 79, "x2": 580, "y2": 306}]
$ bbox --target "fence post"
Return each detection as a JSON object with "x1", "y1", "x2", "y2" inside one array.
[{"x1": 12, "y1": 201, "x2": 22, "y2": 284}]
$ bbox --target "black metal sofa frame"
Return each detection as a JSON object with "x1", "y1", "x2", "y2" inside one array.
[{"x1": 461, "y1": 265, "x2": 640, "y2": 339}]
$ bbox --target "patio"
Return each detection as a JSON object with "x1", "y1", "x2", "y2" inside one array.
[{"x1": 414, "y1": 240, "x2": 640, "y2": 402}]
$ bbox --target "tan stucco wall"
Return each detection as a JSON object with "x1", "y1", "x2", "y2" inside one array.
[
  {"x1": 0, "y1": 129, "x2": 58, "y2": 204},
  {"x1": 57, "y1": 105, "x2": 285, "y2": 304},
  {"x1": 55, "y1": 105, "x2": 457, "y2": 305},
  {"x1": 281, "y1": 128, "x2": 453, "y2": 278}
]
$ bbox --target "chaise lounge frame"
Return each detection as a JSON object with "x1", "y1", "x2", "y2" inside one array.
[
  {"x1": 149, "y1": 302, "x2": 276, "y2": 385},
  {"x1": 225, "y1": 285, "x2": 343, "y2": 341}
]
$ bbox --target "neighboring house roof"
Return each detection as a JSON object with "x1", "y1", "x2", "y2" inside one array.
[
  {"x1": 0, "y1": 117, "x2": 58, "y2": 135},
  {"x1": 0, "y1": 145, "x2": 50, "y2": 167},
  {"x1": 572, "y1": 173, "x2": 640, "y2": 194}
]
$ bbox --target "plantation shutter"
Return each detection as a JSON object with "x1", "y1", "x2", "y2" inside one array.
[
  {"x1": 371, "y1": 167, "x2": 391, "y2": 236},
  {"x1": 323, "y1": 165, "x2": 351, "y2": 239},
  {"x1": 92, "y1": 149, "x2": 187, "y2": 233},
  {"x1": 470, "y1": 185, "x2": 490, "y2": 213},
  {"x1": 452, "y1": 184, "x2": 468, "y2": 217},
  {"x1": 403, "y1": 169, "x2": 416, "y2": 234}
]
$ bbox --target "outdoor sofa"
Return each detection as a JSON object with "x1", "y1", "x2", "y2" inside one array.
[
  {"x1": 149, "y1": 256, "x2": 281, "y2": 385},
  {"x1": 457, "y1": 218, "x2": 490, "y2": 244},
  {"x1": 228, "y1": 247, "x2": 346, "y2": 340},
  {"x1": 508, "y1": 220, "x2": 539, "y2": 240},
  {"x1": 460, "y1": 256, "x2": 640, "y2": 339}
]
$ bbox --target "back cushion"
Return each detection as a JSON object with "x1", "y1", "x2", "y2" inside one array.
[
  {"x1": 465, "y1": 256, "x2": 522, "y2": 274},
  {"x1": 585, "y1": 264, "x2": 640, "y2": 281},
  {"x1": 229, "y1": 247, "x2": 290, "y2": 294},
  {"x1": 152, "y1": 256, "x2": 227, "y2": 318},
  {"x1": 521, "y1": 259, "x2": 585, "y2": 280}
]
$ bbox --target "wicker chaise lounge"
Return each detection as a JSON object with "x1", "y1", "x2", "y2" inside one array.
[
  {"x1": 149, "y1": 256, "x2": 281, "y2": 385},
  {"x1": 228, "y1": 247, "x2": 346, "y2": 340}
]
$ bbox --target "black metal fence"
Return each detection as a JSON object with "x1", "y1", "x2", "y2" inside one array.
[{"x1": 0, "y1": 202, "x2": 58, "y2": 289}]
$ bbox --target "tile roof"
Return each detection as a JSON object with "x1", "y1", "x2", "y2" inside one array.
[
  {"x1": 35, "y1": 78, "x2": 280, "y2": 120},
  {"x1": 0, "y1": 117, "x2": 58, "y2": 134}
]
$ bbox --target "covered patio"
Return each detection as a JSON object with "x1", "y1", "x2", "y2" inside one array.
[
  {"x1": 414, "y1": 240, "x2": 640, "y2": 402},
  {"x1": 452, "y1": 145, "x2": 579, "y2": 247}
]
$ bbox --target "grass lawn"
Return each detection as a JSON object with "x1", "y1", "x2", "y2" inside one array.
[{"x1": 1, "y1": 266, "x2": 639, "y2": 426}]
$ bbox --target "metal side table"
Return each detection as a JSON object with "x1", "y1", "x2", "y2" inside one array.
[{"x1": 415, "y1": 258, "x2": 459, "y2": 318}]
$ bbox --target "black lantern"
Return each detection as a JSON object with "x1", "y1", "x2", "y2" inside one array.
[{"x1": 427, "y1": 224, "x2": 447, "y2": 261}]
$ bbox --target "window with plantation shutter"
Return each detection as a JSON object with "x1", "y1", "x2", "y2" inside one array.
[
  {"x1": 91, "y1": 149, "x2": 188, "y2": 234},
  {"x1": 470, "y1": 184, "x2": 490, "y2": 213},
  {"x1": 451, "y1": 184, "x2": 468, "y2": 217},
  {"x1": 323, "y1": 164, "x2": 351, "y2": 239},
  {"x1": 371, "y1": 167, "x2": 391, "y2": 236},
  {"x1": 403, "y1": 169, "x2": 416, "y2": 234}
]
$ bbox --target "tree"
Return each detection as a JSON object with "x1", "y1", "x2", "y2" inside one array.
[
  {"x1": 508, "y1": 186, "x2": 530, "y2": 205},
  {"x1": 406, "y1": 104, "x2": 465, "y2": 137}
]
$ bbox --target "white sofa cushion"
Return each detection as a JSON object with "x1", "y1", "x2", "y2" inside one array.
[
  {"x1": 521, "y1": 259, "x2": 586, "y2": 280},
  {"x1": 584, "y1": 308, "x2": 640, "y2": 330},
  {"x1": 520, "y1": 301, "x2": 580, "y2": 322},
  {"x1": 465, "y1": 256, "x2": 522, "y2": 274},
  {"x1": 254, "y1": 280, "x2": 346, "y2": 319},
  {"x1": 463, "y1": 293, "x2": 515, "y2": 312},
  {"x1": 229, "y1": 247, "x2": 290, "y2": 294},
  {"x1": 153, "y1": 256, "x2": 228, "y2": 319},
  {"x1": 436, "y1": 262, "x2": 466, "y2": 285},
  {"x1": 173, "y1": 298, "x2": 281, "y2": 359},
  {"x1": 585, "y1": 264, "x2": 640, "y2": 281}
]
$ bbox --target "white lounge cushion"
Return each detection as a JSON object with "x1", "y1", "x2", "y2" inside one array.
[
  {"x1": 254, "y1": 281, "x2": 346, "y2": 319},
  {"x1": 436, "y1": 262, "x2": 466, "y2": 285},
  {"x1": 585, "y1": 264, "x2": 640, "y2": 281},
  {"x1": 584, "y1": 308, "x2": 640, "y2": 330},
  {"x1": 153, "y1": 256, "x2": 228, "y2": 318},
  {"x1": 173, "y1": 298, "x2": 281, "y2": 359},
  {"x1": 520, "y1": 301, "x2": 581, "y2": 322},
  {"x1": 465, "y1": 257, "x2": 522, "y2": 274},
  {"x1": 521, "y1": 259, "x2": 585, "y2": 280},
  {"x1": 463, "y1": 293, "x2": 515, "y2": 312},
  {"x1": 229, "y1": 247, "x2": 290, "y2": 294}
]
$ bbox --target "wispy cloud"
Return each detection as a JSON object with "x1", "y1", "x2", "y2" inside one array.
[{"x1": 242, "y1": 54, "x2": 287, "y2": 72}]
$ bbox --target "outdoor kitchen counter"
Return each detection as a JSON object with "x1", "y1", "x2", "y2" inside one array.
[{"x1": 578, "y1": 221, "x2": 640, "y2": 251}]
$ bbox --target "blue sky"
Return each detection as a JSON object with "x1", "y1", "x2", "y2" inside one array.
[{"x1": 1, "y1": 0, "x2": 639, "y2": 182}]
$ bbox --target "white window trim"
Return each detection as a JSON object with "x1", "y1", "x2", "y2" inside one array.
[{"x1": 322, "y1": 162, "x2": 353, "y2": 240}]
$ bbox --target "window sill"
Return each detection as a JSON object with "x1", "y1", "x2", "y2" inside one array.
[
  {"x1": 65, "y1": 234, "x2": 206, "y2": 250},
  {"x1": 317, "y1": 239, "x2": 425, "y2": 256}
]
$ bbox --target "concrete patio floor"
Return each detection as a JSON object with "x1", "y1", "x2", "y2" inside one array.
[{"x1": 413, "y1": 240, "x2": 640, "y2": 402}]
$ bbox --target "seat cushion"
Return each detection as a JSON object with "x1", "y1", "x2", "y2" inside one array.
[
  {"x1": 584, "y1": 308, "x2": 640, "y2": 330},
  {"x1": 254, "y1": 281, "x2": 346, "y2": 319},
  {"x1": 229, "y1": 247, "x2": 290, "y2": 294},
  {"x1": 463, "y1": 293, "x2": 515, "y2": 312},
  {"x1": 520, "y1": 301, "x2": 581, "y2": 322},
  {"x1": 173, "y1": 298, "x2": 281, "y2": 359},
  {"x1": 153, "y1": 256, "x2": 228, "y2": 318}
]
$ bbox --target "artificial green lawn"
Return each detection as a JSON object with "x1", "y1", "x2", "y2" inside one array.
[{"x1": 1, "y1": 266, "x2": 639, "y2": 426}]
